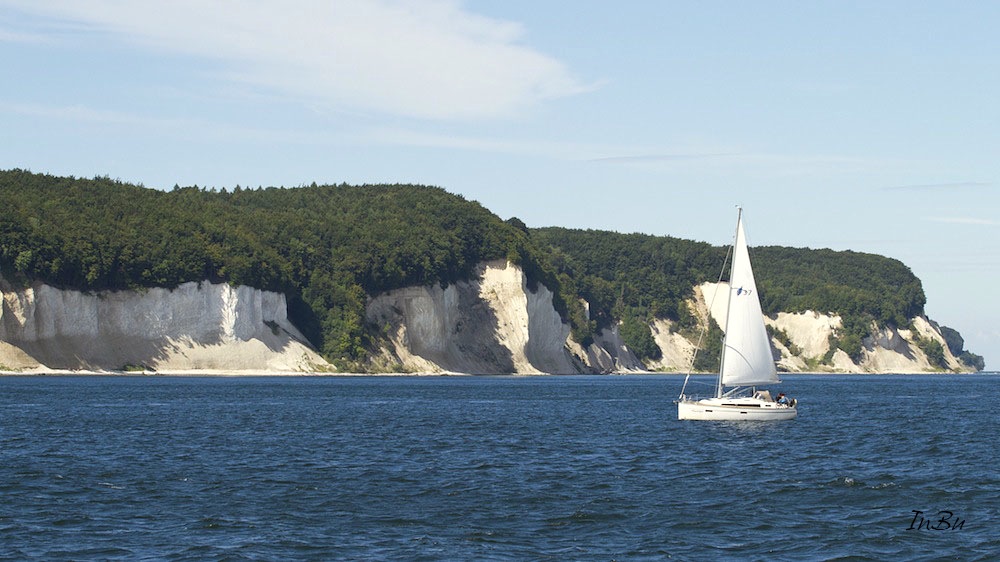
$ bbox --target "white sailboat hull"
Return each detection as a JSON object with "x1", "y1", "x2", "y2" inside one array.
[
  {"x1": 676, "y1": 209, "x2": 800, "y2": 421},
  {"x1": 677, "y1": 396, "x2": 797, "y2": 421}
]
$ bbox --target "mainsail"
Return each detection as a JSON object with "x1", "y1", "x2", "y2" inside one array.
[{"x1": 719, "y1": 212, "x2": 779, "y2": 388}]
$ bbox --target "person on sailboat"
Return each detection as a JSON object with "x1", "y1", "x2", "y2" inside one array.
[{"x1": 777, "y1": 393, "x2": 789, "y2": 405}]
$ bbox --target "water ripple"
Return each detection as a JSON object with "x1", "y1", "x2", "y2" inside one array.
[{"x1": 0, "y1": 374, "x2": 997, "y2": 560}]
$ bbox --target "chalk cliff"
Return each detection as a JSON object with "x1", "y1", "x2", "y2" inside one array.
[
  {"x1": 367, "y1": 271, "x2": 974, "y2": 374},
  {"x1": 0, "y1": 263, "x2": 976, "y2": 374},
  {"x1": 366, "y1": 260, "x2": 580, "y2": 374},
  {"x1": 0, "y1": 280, "x2": 324, "y2": 372},
  {"x1": 696, "y1": 282, "x2": 973, "y2": 374}
]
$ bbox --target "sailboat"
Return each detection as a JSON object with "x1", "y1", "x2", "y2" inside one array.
[{"x1": 677, "y1": 208, "x2": 797, "y2": 421}]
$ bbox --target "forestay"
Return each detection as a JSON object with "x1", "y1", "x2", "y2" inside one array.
[{"x1": 719, "y1": 213, "x2": 779, "y2": 387}]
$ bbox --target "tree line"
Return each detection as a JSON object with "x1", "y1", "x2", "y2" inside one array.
[
  {"x1": 532, "y1": 227, "x2": 978, "y2": 368},
  {"x1": 0, "y1": 169, "x2": 561, "y2": 368},
  {"x1": 0, "y1": 169, "x2": 981, "y2": 370}
]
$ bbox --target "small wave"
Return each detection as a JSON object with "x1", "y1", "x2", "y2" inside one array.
[
  {"x1": 831, "y1": 476, "x2": 865, "y2": 487},
  {"x1": 196, "y1": 516, "x2": 257, "y2": 530},
  {"x1": 410, "y1": 534, "x2": 442, "y2": 547},
  {"x1": 464, "y1": 529, "x2": 502, "y2": 543},
  {"x1": 544, "y1": 506, "x2": 627, "y2": 527},
  {"x1": 6, "y1": 373, "x2": 997, "y2": 560},
  {"x1": 469, "y1": 460, "x2": 511, "y2": 470},
  {"x1": 827, "y1": 476, "x2": 897, "y2": 490}
]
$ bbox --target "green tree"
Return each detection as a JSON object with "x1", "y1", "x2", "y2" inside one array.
[
  {"x1": 916, "y1": 337, "x2": 947, "y2": 369},
  {"x1": 0, "y1": 168, "x2": 980, "y2": 371},
  {"x1": 619, "y1": 312, "x2": 661, "y2": 362},
  {"x1": 0, "y1": 169, "x2": 568, "y2": 365}
]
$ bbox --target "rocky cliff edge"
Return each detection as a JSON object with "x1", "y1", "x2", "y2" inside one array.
[
  {"x1": 0, "y1": 263, "x2": 976, "y2": 374},
  {"x1": 0, "y1": 280, "x2": 324, "y2": 373}
]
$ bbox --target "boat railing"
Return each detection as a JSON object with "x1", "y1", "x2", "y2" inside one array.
[{"x1": 678, "y1": 392, "x2": 796, "y2": 408}]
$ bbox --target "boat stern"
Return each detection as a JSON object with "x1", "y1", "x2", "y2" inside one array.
[{"x1": 677, "y1": 396, "x2": 797, "y2": 421}]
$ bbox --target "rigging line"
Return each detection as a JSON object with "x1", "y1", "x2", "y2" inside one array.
[
  {"x1": 679, "y1": 242, "x2": 733, "y2": 398},
  {"x1": 722, "y1": 344, "x2": 756, "y2": 376},
  {"x1": 716, "y1": 207, "x2": 743, "y2": 399}
]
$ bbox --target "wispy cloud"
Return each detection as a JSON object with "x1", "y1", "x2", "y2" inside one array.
[
  {"x1": 4, "y1": 95, "x2": 901, "y2": 182},
  {"x1": 0, "y1": 100, "x2": 345, "y2": 145},
  {"x1": 587, "y1": 150, "x2": 882, "y2": 178},
  {"x1": 367, "y1": 129, "x2": 750, "y2": 163},
  {"x1": 363, "y1": 126, "x2": 631, "y2": 160},
  {"x1": 925, "y1": 216, "x2": 999, "y2": 226},
  {"x1": 0, "y1": 26, "x2": 47, "y2": 43},
  {"x1": 588, "y1": 153, "x2": 738, "y2": 164},
  {"x1": 4, "y1": 100, "x2": 593, "y2": 154},
  {"x1": 0, "y1": 0, "x2": 594, "y2": 121},
  {"x1": 3, "y1": 101, "x2": 151, "y2": 126},
  {"x1": 884, "y1": 181, "x2": 993, "y2": 191}
]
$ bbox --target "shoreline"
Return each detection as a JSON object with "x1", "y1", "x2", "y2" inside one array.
[{"x1": 1, "y1": 369, "x2": 991, "y2": 377}]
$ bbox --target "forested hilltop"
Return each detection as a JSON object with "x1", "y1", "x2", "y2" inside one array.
[
  {"x1": 532, "y1": 228, "x2": 983, "y2": 369},
  {"x1": 0, "y1": 169, "x2": 983, "y2": 371},
  {"x1": 0, "y1": 169, "x2": 566, "y2": 367}
]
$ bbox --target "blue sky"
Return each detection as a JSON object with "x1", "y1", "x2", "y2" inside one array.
[{"x1": 2, "y1": 1, "x2": 998, "y2": 367}]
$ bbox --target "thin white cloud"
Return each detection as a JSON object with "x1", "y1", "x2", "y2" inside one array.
[
  {"x1": 364, "y1": 127, "x2": 736, "y2": 162},
  {"x1": 0, "y1": 26, "x2": 47, "y2": 43},
  {"x1": 884, "y1": 181, "x2": 992, "y2": 191},
  {"x1": 587, "y1": 150, "x2": 884, "y2": 178},
  {"x1": 0, "y1": 100, "x2": 345, "y2": 145},
  {"x1": 365, "y1": 126, "x2": 540, "y2": 153},
  {"x1": 1, "y1": 0, "x2": 593, "y2": 120},
  {"x1": 362, "y1": 126, "x2": 634, "y2": 158},
  {"x1": 925, "y1": 216, "x2": 999, "y2": 226},
  {"x1": 362, "y1": 128, "x2": 892, "y2": 183},
  {"x1": 588, "y1": 153, "x2": 739, "y2": 164},
  {"x1": 3, "y1": 101, "x2": 150, "y2": 125}
]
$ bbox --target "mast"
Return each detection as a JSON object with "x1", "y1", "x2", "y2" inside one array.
[{"x1": 716, "y1": 207, "x2": 742, "y2": 399}]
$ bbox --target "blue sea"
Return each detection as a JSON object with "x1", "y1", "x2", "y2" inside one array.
[{"x1": 1, "y1": 374, "x2": 997, "y2": 561}]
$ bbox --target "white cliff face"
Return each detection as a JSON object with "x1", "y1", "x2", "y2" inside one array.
[
  {"x1": 0, "y1": 281, "x2": 325, "y2": 372},
  {"x1": 648, "y1": 319, "x2": 697, "y2": 372},
  {"x1": 1, "y1": 266, "x2": 975, "y2": 374},
  {"x1": 859, "y1": 316, "x2": 966, "y2": 373},
  {"x1": 588, "y1": 325, "x2": 643, "y2": 373},
  {"x1": 909, "y1": 316, "x2": 967, "y2": 371},
  {"x1": 687, "y1": 282, "x2": 972, "y2": 373},
  {"x1": 367, "y1": 260, "x2": 577, "y2": 374},
  {"x1": 771, "y1": 311, "x2": 840, "y2": 358},
  {"x1": 366, "y1": 271, "x2": 977, "y2": 375}
]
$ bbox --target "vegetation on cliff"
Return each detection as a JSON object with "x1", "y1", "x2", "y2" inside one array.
[
  {"x1": 533, "y1": 228, "x2": 979, "y2": 369},
  {"x1": 0, "y1": 169, "x2": 981, "y2": 370},
  {"x1": 753, "y1": 246, "x2": 926, "y2": 360},
  {"x1": 530, "y1": 228, "x2": 722, "y2": 360},
  {"x1": 939, "y1": 325, "x2": 986, "y2": 371},
  {"x1": 0, "y1": 169, "x2": 559, "y2": 367}
]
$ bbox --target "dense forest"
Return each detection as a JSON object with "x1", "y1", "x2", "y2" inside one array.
[
  {"x1": 0, "y1": 169, "x2": 566, "y2": 367},
  {"x1": 532, "y1": 228, "x2": 937, "y2": 363},
  {"x1": 530, "y1": 228, "x2": 724, "y2": 367},
  {"x1": 0, "y1": 169, "x2": 982, "y2": 370}
]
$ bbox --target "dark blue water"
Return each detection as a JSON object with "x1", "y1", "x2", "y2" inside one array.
[{"x1": 2, "y1": 374, "x2": 997, "y2": 561}]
